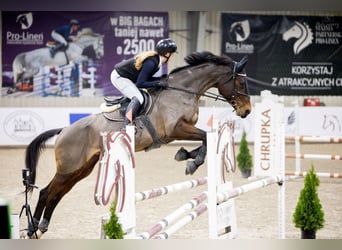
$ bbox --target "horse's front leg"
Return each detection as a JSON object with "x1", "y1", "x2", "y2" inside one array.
[
  {"x1": 174, "y1": 145, "x2": 201, "y2": 161},
  {"x1": 171, "y1": 120, "x2": 207, "y2": 175},
  {"x1": 185, "y1": 143, "x2": 207, "y2": 175}
]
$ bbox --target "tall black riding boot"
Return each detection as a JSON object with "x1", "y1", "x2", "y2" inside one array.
[
  {"x1": 50, "y1": 43, "x2": 66, "y2": 58},
  {"x1": 121, "y1": 97, "x2": 141, "y2": 130}
]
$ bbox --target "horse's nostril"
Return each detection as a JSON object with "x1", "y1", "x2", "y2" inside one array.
[{"x1": 244, "y1": 109, "x2": 251, "y2": 117}]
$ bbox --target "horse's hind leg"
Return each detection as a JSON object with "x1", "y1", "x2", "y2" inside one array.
[
  {"x1": 27, "y1": 185, "x2": 51, "y2": 237},
  {"x1": 31, "y1": 153, "x2": 100, "y2": 238},
  {"x1": 30, "y1": 172, "x2": 83, "y2": 238},
  {"x1": 25, "y1": 174, "x2": 71, "y2": 238}
]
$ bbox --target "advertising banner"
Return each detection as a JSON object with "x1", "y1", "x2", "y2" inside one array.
[
  {"x1": 1, "y1": 11, "x2": 168, "y2": 97},
  {"x1": 221, "y1": 13, "x2": 342, "y2": 95},
  {"x1": 0, "y1": 106, "x2": 341, "y2": 146},
  {"x1": 253, "y1": 97, "x2": 284, "y2": 177}
]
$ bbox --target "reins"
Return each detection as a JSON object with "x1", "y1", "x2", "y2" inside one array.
[
  {"x1": 165, "y1": 86, "x2": 228, "y2": 102},
  {"x1": 164, "y1": 71, "x2": 249, "y2": 103}
]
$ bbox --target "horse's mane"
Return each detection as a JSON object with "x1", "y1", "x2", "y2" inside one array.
[
  {"x1": 185, "y1": 51, "x2": 232, "y2": 66},
  {"x1": 77, "y1": 28, "x2": 100, "y2": 37},
  {"x1": 170, "y1": 51, "x2": 233, "y2": 75}
]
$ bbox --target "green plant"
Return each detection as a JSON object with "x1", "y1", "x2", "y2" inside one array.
[
  {"x1": 293, "y1": 165, "x2": 325, "y2": 238},
  {"x1": 104, "y1": 200, "x2": 124, "y2": 239},
  {"x1": 237, "y1": 131, "x2": 253, "y2": 171}
]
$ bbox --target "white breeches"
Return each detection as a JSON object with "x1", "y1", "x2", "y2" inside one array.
[
  {"x1": 51, "y1": 30, "x2": 68, "y2": 46},
  {"x1": 110, "y1": 70, "x2": 144, "y2": 104}
]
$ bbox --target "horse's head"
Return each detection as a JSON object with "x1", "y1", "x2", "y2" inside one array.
[
  {"x1": 230, "y1": 20, "x2": 250, "y2": 42},
  {"x1": 16, "y1": 12, "x2": 33, "y2": 30},
  {"x1": 282, "y1": 21, "x2": 313, "y2": 55},
  {"x1": 282, "y1": 22, "x2": 301, "y2": 41},
  {"x1": 178, "y1": 51, "x2": 251, "y2": 119},
  {"x1": 76, "y1": 28, "x2": 104, "y2": 59},
  {"x1": 217, "y1": 56, "x2": 251, "y2": 118},
  {"x1": 92, "y1": 35, "x2": 104, "y2": 59}
]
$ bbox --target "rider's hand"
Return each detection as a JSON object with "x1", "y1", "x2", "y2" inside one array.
[{"x1": 158, "y1": 79, "x2": 168, "y2": 88}]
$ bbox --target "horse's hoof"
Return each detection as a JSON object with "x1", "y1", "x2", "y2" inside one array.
[
  {"x1": 175, "y1": 147, "x2": 188, "y2": 161},
  {"x1": 22, "y1": 229, "x2": 44, "y2": 239},
  {"x1": 185, "y1": 161, "x2": 197, "y2": 175},
  {"x1": 7, "y1": 88, "x2": 15, "y2": 94},
  {"x1": 20, "y1": 231, "x2": 29, "y2": 239}
]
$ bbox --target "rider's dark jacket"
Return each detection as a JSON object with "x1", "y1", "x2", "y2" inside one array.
[
  {"x1": 54, "y1": 24, "x2": 74, "y2": 42},
  {"x1": 115, "y1": 55, "x2": 162, "y2": 88}
]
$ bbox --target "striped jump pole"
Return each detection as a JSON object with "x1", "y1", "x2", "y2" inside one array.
[
  {"x1": 153, "y1": 203, "x2": 209, "y2": 239},
  {"x1": 135, "y1": 177, "x2": 208, "y2": 202},
  {"x1": 286, "y1": 136, "x2": 342, "y2": 172},
  {"x1": 153, "y1": 175, "x2": 283, "y2": 239},
  {"x1": 286, "y1": 153, "x2": 342, "y2": 160},
  {"x1": 286, "y1": 171, "x2": 342, "y2": 179},
  {"x1": 136, "y1": 192, "x2": 208, "y2": 239},
  {"x1": 286, "y1": 136, "x2": 342, "y2": 143},
  {"x1": 215, "y1": 175, "x2": 283, "y2": 204},
  {"x1": 148, "y1": 175, "x2": 283, "y2": 239}
]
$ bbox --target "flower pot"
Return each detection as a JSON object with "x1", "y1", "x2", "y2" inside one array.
[
  {"x1": 240, "y1": 169, "x2": 251, "y2": 178},
  {"x1": 301, "y1": 229, "x2": 316, "y2": 239}
]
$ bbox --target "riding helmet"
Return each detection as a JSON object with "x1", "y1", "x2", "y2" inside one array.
[
  {"x1": 70, "y1": 19, "x2": 79, "y2": 25},
  {"x1": 156, "y1": 38, "x2": 177, "y2": 56}
]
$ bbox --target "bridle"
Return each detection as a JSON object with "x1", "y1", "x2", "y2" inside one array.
[
  {"x1": 166, "y1": 61, "x2": 250, "y2": 110},
  {"x1": 225, "y1": 61, "x2": 250, "y2": 111}
]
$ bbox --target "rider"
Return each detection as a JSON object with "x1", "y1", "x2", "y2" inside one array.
[
  {"x1": 50, "y1": 19, "x2": 80, "y2": 57},
  {"x1": 110, "y1": 38, "x2": 177, "y2": 130}
]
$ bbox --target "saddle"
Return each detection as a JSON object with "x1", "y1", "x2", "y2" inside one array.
[
  {"x1": 46, "y1": 41, "x2": 57, "y2": 47},
  {"x1": 46, "y1": 41, "x2": 68, "y2": 60},
  {"x1": 101, "y1": 90, "x2": 165, "y2": 150},
  {"x1": 101, "y1": 90, "x2": 152, "y2": 121}
]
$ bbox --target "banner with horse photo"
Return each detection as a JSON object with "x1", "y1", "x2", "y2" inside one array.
[
  {"x1": 221, "y1": 13, "x2": 342, "y2": 96},
  {"x1": 1, "y1": 11, "x2": 168, "y2": 97}
]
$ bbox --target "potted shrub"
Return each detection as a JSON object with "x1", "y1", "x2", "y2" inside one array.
[
  {"x1": 236, "y1": 131, "x2": 253, "y2": 178},
  {"x1": 103, "y1": 200, "x2": 124, "y2": 239},
  {"x1": 293, "y1": 165, "x2": 325, "y2": 239}
]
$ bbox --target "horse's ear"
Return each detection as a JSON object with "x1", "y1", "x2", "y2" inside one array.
[{"x1": 235, "y1": 56, "x2": 248, "y2": 73}]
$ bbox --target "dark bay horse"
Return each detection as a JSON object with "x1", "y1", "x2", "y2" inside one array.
[{"x1": 23, "y1": 51, "x2": 251, "y2": 238}]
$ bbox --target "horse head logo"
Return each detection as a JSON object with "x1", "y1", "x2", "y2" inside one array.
[
  {"x1": 282, "y1": 21, "x2": 313, "y2": 55},
  {"x1": 322, "y1": 114, "x2": 341, "y2": 133},
  {"x1": 16, "y1": 12, "x2": 33, "y2": 30},
  {"x1": 229, "y1": 20, "x2": 250, "y2": 42}
]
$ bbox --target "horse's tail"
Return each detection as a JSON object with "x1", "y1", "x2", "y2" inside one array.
[{"x1": 25, "y1": 128, "x2": 63, "y2": 192}]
